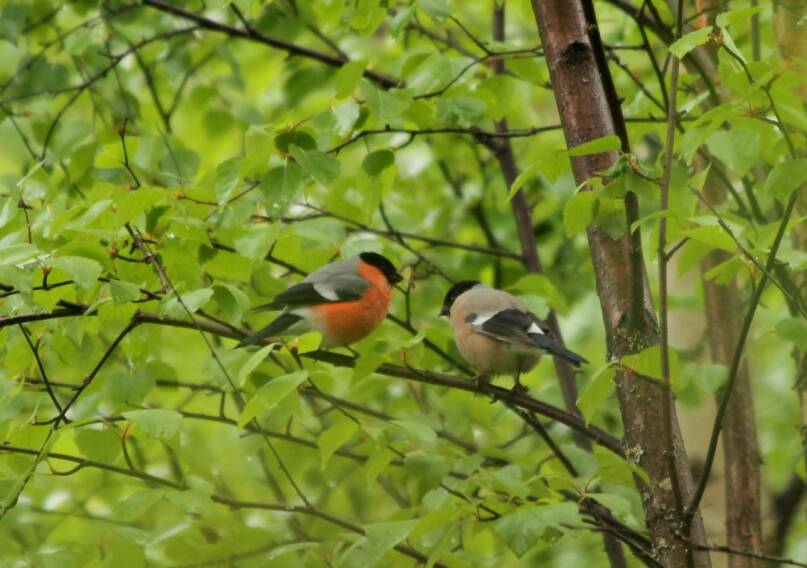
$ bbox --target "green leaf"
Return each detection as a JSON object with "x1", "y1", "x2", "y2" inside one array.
[
  {"x1": 290, "y1": 145, "x2": 341, "y2": 186},
  {"x1": 234, "y1": 225, "x2": 280, "y2": 260},
  {"x1": 335, "y1": 61, "x2": 366, "y2": 98},
  {"x1": 763, "y1": 159, "x2": 807, "y2": 199},
  {"x1": 365, "y1": 447, "x2": 395, "y2": 482},
  {"x1": 260, "y1": 162, "x2": 302, "y2": 213},
  {"x1": 588, "y1": 493, "x2": 636, "y2": 524},
  {"x1": 682, "y1": 225, "x2": 735, "y2": 252},
  {"x1": 418, "y1": 0, "x2": 450, "y2": 22},
  {"x1": 50, "y1": 256, "x2": 102, "y2": 289},
  {"x1": 267, "y1": 542, "x2": 320, "y2": 562},
  {"x1": 333, "y1": 101, "x2": 361, "y2": 135},
  {"x1": 436, "y1": 96, "x2": 486, "y2": 126},
  {"x1": 669, "y1": 26, "x2": 713, "y2": 58},
  {"x1": 391, "y1": 419, "x2": 438, "y2": 444},
  {"x1": 238, "y1": 370, "x2": 308, "y2": 427},
  {"x1": 703, "y1": 256, "x2": 743, "y2": 285},
  {"x1": 362, "y1": 150, "x2": 395, "y2": 177},
  {"x1": 776, "y1": 318, "x2": 807, "y2": 350},
  {"x1": 630, "y1": 210, "x2": 673, "y2": 234},
  {"x1": 508, "y1": 162, "x2": 539, "y2": 200},
  {"x1": 162, "y1": 288, "x2": 213, "y2": 318},
  {"x1": 214, "y1": 158, "x2": 239, "y2": 202},
  {"x1": 74, "y1": 428, "x2": 121, "y2": 463},
  {"x1": 577, "y1": 364, "x2": 615, "y2": 424},
  {"x1": 0, "y1": 243, "x2": 40, "y2": 266},
  {"x1": 489, "y1": 465, "x2": 530, "y2": 500},
  {"x1": 568, "y1": 135, "x2": 621, "y2": 157},
  {"x1": 212, "y1": 283, "x2": 251, "y2": 321},
  {"x1": 716, "y1": 7, "x2": 762, "y2": 29},
  {"x1": 291, "y1": 331, "x2": 322, "y2": 354},
  {"x1": 123, "y1": 409, "x2": 183, "y2": 440},
  {"x1": 563, "y1": 191, "x2": 597, "y2": 237},
  {"x1": 237, "y1": 343, "x2": 276, "y2": 385},
  {"x1": 705, "y1": 127, "x2": 760, "y2": 177},
  {"x1": 105, "y1": 369, "x2": 155, "y2": 406},
  {"x1": 509, "y1": 274, "x2": 567, "y2": 311},
  {"x1": 719, "y1": 27, "x2": 746, "y2": 65},
  {"x1": 109, "y1": 279, "x2": 141, "y2": 304},
  {"x1": 275, "y1": 130, "x2": 316, "y2": 152},
  {"x1": 621, "y1": 345, "x2": 681, "y2": 385},
  {"x1": 340, "y1": 520, "x2": 418, "y2": 567},
  {"x1": 349, "y1": 0, "x2": 386, "y2": 34},
  {"x1": 360, "y1": 84, "x2": 411, "y2": 122},
  {"x1": 318, "y1": 419, "x2": 359, "y2": 468},
  {"x1": 113, "y1": 187, "x2": 165, "y2": 223},
  {"x1": 494, "y1": 502, "x2": 581, "y2": 557}
]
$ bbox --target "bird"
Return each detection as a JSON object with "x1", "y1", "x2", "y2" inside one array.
[
  {"x1": 440, "y1": 280, "x2": 587, "y2": 391},
  {"x1": 237, "y1": 252, "x2": 402, "y2": 348}
]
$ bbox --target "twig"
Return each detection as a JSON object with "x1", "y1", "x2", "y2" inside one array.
[
  {"x1": 142, "y1": 0, "x2": 397, "y2": 89},
  {"x1": 18, "y1": 324, "x2": 62, "y2": 413},
  {"x1": 0, "y1": 444, "x2": 443, "y2": 567},
  {"x1": 684, "y1": 189, "x2": 801, "y2": 529},
  {"x1": 132, "y1": 312, "x2": 625, "y2": 455},
  {"x1": 656, "y1": 2, "x2": 691, "y2": 565},
  {"x1": 126, "y1": 223, "x2": 311, "y2": 508}
]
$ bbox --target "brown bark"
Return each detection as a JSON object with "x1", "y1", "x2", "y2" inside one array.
[
  {"x1": 490, "y1": 5, "x2": 626, "y2": 565},
  {"x1": 699, "y1": 173, "x2": 763, "y2": 567},
  {"x1": 529, "y1": 2, "x2": 710, "y2": 566},
  {"x1": 687, "y1": 1, "x2": 764, "y2": 563},
  {"x1": 774, "y1": 0, "x2": 807, "y2": 484},
  {"x1": 490, "y1": 6, "x2": 585, "y2": 432}
]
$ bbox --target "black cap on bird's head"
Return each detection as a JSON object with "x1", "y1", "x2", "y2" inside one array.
[
  {"x1": 440, "y1": 280, "x2": 480, "y2": 316},
  {"x1": 359, "y1": 252, "x2": 403, "y2": 285}
]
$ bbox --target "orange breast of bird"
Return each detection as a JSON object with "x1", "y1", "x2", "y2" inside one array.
[{"x1": 309, "y1": 261, "x2": 392, "y2": 346}]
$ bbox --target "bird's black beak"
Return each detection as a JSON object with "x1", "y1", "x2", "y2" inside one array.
[{"x1": 390, "y1": 272, "x2": 403, "y2": 284}]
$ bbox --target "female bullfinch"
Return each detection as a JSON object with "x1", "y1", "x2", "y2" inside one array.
[
  {"x1": 238, "y1": 252, "x2": 402, "y2": 348},
  {"x1": 440, "y1": 281, "x2": 587, "y2": 390}
]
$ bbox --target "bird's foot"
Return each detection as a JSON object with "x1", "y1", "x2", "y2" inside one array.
[
  {"x1": 472, "y1": 374, "x2": 492, "y2": 398},
  {"x1": 510, "y1": 382, "x2": 529, "y2": 396}
]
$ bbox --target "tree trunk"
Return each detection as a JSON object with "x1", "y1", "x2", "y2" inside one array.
[
  {"x1": 687, "y1": 2, "x2": 764, "y2": 562},
  {"x1": 528, "y1": 2, "x2": 710, "y2": 565},
  {"x1": 491, "y1": 4, "x2": 626, "y2": 565},
  {"x1": 699, "y1": 172, "x2": 763, "y2": 567},
  {"x1": 774, "y1": 0, "x2": 807, "y2": 483}
]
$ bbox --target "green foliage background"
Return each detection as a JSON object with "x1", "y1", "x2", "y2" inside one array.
[{"x1": 0, "y1": 0, "x2": 805, "y2": 566}]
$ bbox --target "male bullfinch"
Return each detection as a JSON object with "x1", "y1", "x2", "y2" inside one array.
[
  {"x1": 238, "y1": 252, "x2": 402, "y2": 348},
  {"x1": 440, "y1": 281, "x2": 587, "y2": 390}
]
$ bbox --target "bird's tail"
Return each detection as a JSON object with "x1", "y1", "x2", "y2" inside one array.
[
  {"x1": 528, "y1": 333, "x2": 589, "y2": 367},
  {"x1": 237, "y1": 313, "x2": 302, "y2": 348}
]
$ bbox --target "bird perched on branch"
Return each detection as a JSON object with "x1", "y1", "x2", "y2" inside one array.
[
  {"x1": 441, "y1": 281, "x2": 587, "y2": 391},
  {"x1": 238, "y1": 252, "x2": 402, "y2": 348}
]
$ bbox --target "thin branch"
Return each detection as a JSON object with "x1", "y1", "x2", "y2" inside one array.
[
  {"x1": 290, "y1": 206, "x2": 522, "y2": 259},
  {"x1": 656, "y1": 1, "x2": 690, "y2": 564},
  {"x1": 132, "y1": 312, "x2": 625, "y2": 456},
  {"x1": 506, "y1": 404, "x2": 578, "y2": 476},
  {"x1": 45, "y1": 319, "x2": 140, "y2": 426},
  {"x1": 142, "y1": 0, "x2": 397, "y2": 89},
  {"x1": 0, "y1": 444, "x2": 442, "y2": 567},
  {"x1": 688, "y1": 540, "x2": 807, "y2": 568},
  {"x1": 691, "y1": 188, "x2": 805, "y2": 316},
  {"x1": 327, "y1": 124, "x2": 563, "y2": 154},
  {"x1": 18, "y1": 324, "x2": 62, "y2": 413},
  {"x1": 126, "y1": 223, "x2": 311, "y2": 508},
  {"x1": 684, "y1": 188, "x2": 802, "y2": 528}
]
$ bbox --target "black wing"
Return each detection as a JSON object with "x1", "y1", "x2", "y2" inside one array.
[
  {"x1": 471, "y1": 308, "x2": 588, "y2": 367},
  {"x1": 255, "y1": 278, "x2": 367, "y2": 311}
]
